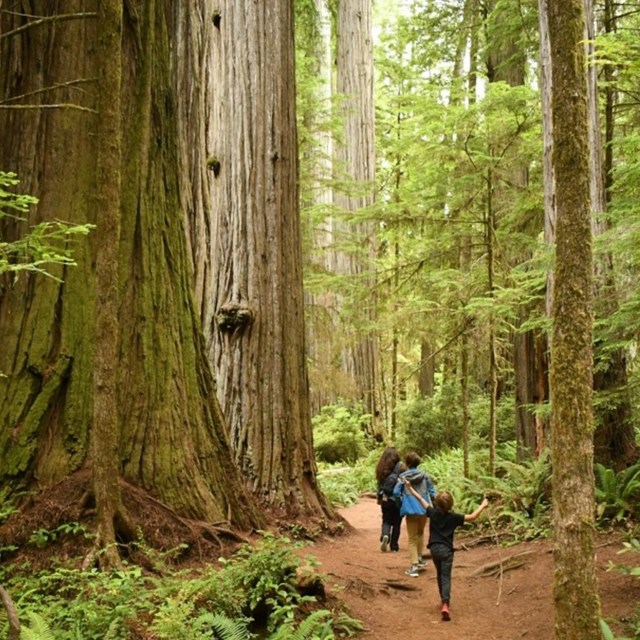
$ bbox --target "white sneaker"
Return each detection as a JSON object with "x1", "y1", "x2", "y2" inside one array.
[
  {"x1": 405, "y1": 565, "x2": 419, "y2": 577},
  {"x1": 380, "y1": 535, "x2": 389, "y2": 552}
]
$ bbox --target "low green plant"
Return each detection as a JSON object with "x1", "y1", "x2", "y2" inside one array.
[
  {"x1": 600, "y1": 618, "x2": 634, "y2": 640},
  {"x1": 317, "y1": 449, "x2": 378, "y2": 507},
  {"x1": 595, "y1": 462, "x2": 640, "y2": 524},
  {"x1": 19, "y1": 612, "x2": 56, "y2": 640},
  {"x1": 27, "y1": 523, "x2": 92, "y2": 549},
  {"x1": 0, "y1": 532, "x2": 357, "y2": 640}
]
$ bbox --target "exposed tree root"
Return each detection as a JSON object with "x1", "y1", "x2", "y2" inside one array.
[
  {"x1": 0, "y1": 470, "x2": 253, "y2": 569},
  {"x1": 0, "y1": 584, "x2": 20, "y2": 640}
]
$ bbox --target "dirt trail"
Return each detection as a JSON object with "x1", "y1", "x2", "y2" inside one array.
[{"x1": 307, "y1": 496, "x2": 639, "y2": 639}]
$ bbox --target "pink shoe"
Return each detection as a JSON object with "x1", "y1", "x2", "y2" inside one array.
[{"x1": 441, "y1": 603, "x2": 451, "y2": 621}]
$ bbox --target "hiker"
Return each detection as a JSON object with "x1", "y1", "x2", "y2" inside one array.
[
  {"x1": 404, "y1": 479, "x2": 489, "y2": 621},
  {"x1": 375, "y1": 447, "x2": 404, "y2": 552},
  {"x1": 392, "y1": 451, "x2": 436, "y2": 577}
]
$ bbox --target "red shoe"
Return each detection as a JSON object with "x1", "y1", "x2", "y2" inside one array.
[{"x1": 441, "y1": 603, "x2": 451, "y2": 621}]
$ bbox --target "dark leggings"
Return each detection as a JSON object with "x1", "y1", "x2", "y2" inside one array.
[
  {"x1": 430, "y1": 543, "x2": 454, "y2": 604},
  {"x1": 380, "y1": 499, "x2": 402, "y2": 551}
]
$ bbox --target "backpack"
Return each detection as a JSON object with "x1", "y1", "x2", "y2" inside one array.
[{"x1": 377, "y1": 464, "x2": 401, "y2": 503}]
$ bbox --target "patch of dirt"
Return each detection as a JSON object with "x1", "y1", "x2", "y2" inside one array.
[{"x1": 306, "y1": 496, "x2": 640, "y2": 639}]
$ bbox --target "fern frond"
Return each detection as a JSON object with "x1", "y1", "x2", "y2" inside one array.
[
  {"x1": 208, "y1": 612, "x2": 251, "y2": 640},
  {"x1": 20, "y1": 612, "x2": 56, "y2": 640}
]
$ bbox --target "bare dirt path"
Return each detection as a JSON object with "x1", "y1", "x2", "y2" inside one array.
[{"x1": 307, "y1": 496, "x2": 639, "y2": 639}]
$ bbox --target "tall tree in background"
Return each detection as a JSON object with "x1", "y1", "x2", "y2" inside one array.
[
  {"x1": 334, "y1": 0, "x2": 381, "y2": 433},
  {"x1": 296, "y1": 0, "x2": 342, "y2": 415},
  {"x1": 0, "y1": 1, "x2": 262, "y2": 537},
  {"x1": 585, "y1": 0, "x2": 638, "y2": 469},
  {"x1": 205, "y1": 0, "x2": 327, "y2": 514},
  {"x1": 485, "y1": 0, "x2": 549, "y2": 463},
  {"x1": 547, "y1": 0, "x2": 601, "y2": 636}
]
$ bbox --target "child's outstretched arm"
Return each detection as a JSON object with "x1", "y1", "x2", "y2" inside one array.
[
  {"x1": 464, "y1": 497, "x2": 490, "y2": 522},
  {"x1": 402, "y1": 478, "x2": 431, "y2": 509}
]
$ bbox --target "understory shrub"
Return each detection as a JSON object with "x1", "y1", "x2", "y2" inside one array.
[
  {"x1": 312, "y1": 403, "x2": 370, "y2": 464},
  {"x1": 0, "y1": 533, "x2": 359, "y2": 640},
  {"x1": 595, "y1": 461, "x2": 640, "y2": 524},
  {"x1": 317, "y1": 450, "x2": 379, "y2": 507}
]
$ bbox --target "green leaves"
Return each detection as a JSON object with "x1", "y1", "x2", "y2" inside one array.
[
  {"x1": 0, "y1": 171, "x2": 93, "y2": 281},
  {"x1": 595, "y1": 462, "x2": 640, "y2": 523}
]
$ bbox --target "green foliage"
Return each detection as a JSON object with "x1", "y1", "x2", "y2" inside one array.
[
  {"x1": 395, "y1": 387, "x2": 516, "y2": 457},
  {"x1": 601, "y1": 538, "x2": 640, "y2": 639},
  {"x1": 595, "y1": 462, "x2": 640, "y2": 524},
  {"x1": 0, "y1": 171, "x2": 93, "y2": 281},
  {"x1": 27, "y1": 523, "x2": 92, "y2": 549},
  {"x1": 415, "y1": 444, "x2": 552, "y2": 541},
  {"x1": 395, "y1": 388, "x2": 462, "y2": 455},
  {"x1": 317, "y1": 450, "x2": 378, "y2": 508},
  {"x1": 0, "y1": 533, "x2": 358, "y2": 640},
  {"x1": 599, "y1": 619, "x2": 633, "y2": 640},
  {"x1": 20, "y1": 612, "x2": 56, "y2": 640},
  {"x1": 312, "y1": 404, "x2": 370, "y2": 464}
]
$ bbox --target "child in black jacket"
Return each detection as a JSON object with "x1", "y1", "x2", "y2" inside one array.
[{"x1": 404, "y1": 480, "x2": 489, "y2": 621}]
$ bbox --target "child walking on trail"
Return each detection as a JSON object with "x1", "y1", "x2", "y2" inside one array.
[
  {"x1": 404, "y1": 480, "x2": 489, "y2": 621},
  {"x1": 392, "y1": 452, "x2": 437, "y2": 577},
  {"x1": 375, "y1": 447, "x2": 404, "y2": 553}
]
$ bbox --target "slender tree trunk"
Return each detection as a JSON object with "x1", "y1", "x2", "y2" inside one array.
[
  {"x1": 418, "y1": 339, "x2": 435, "y2": 397},
  {"x1": 585, "y1": 0, "x2": 638, "y2": 469},
  {"x1": 548, "y1": 0, "x2": 601, "y2": 636},
  {"x1": 0, "y1": 1, "x2": 262, "y2": 531},
  {"x1": 460, "y1": 328, "x2": 470, "y2": 478},
  {"x1": 538, "y1": 0, "x2": 556, "y2": 458},
  {"x1": 92, "y1": 0, "x2": 129, "y2": 567},
  {"x1": 205, "y1": 0, "x2": 327, "y2": 514}
]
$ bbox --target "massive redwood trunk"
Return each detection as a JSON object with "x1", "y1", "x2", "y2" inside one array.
[
  {"x1": 0, "y1": 1, "x2": 261, "y2": 531},
  {"x1": 196, "y1": 0, "x2": 327, "y2": 515}
]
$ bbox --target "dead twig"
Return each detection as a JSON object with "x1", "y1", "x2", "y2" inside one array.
[{"x1": 0, "y1": 12, "x2": 98, "y2": 41}]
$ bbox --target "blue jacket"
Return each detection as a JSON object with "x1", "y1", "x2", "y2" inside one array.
[{"x1": 393, "y1": 468, "x2": 436, "y2": 517}]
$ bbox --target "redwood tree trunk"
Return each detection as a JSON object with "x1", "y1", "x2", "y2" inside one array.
[
  {"x1": 203, "y1": 0, "x2": 327, "y2": 515},
  {"x1": 0, "y1": 1, "x2": 261, "y2": 531},
  {"x1": 334, "y1": 0, "x2": 381, "y2": 430}
]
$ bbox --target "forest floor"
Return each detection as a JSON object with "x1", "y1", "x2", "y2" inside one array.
[{"x1": 306, "y1": 495, "x2": 640, "y2": 640}]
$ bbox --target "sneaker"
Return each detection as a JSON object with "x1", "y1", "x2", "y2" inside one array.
[
  {"x1": 380, "y1": 535, "x2": 389, "y2": 552},
  {"x1": 405, "y1": 565, "x2": 419, "y2": 577},
  {"x1": 417, "y1": 556, "x2": 427, "y2": 567},
  {"x1": 441, "y1": 603, "x2": 451, "y2": 621}
]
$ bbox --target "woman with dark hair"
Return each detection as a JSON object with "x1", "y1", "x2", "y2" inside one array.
[{"x1": 375, "y1": 447, "x2": 404, "y2": 552}]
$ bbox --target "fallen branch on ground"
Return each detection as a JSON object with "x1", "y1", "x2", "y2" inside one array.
[{"x1": 471, "y1": 550, "x2": 534, "y2": 577}]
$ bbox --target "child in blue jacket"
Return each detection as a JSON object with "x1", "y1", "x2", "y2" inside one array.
[{"x1": 392, "y1": 451, "x2": 436, "y2": 577}]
